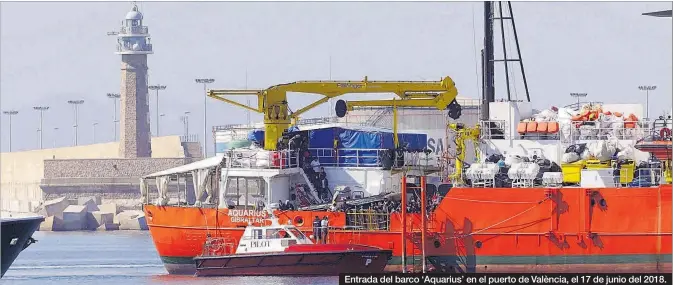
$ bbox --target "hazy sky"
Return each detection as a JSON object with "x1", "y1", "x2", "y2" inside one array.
[{"x1": 1, "y1": 1, "x2": 671, "y2": 154}]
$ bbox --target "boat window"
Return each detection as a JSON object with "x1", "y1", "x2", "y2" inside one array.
[
  {"x1": 265, "y1": 228, "x2": 291, "y2": 239},
  {"x1": 253, "y1": 229, "x2": 263, "y2": 239},
  {"x1": 289, "y1": 228, "x2": 306, "y2": 240}
]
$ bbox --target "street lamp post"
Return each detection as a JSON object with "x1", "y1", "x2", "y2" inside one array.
[
  {"x1": 159, "y1": 113, "x2": 165, "y2": 136},
  {"x1": 53, "y1": 127, "x2": 59, "y2": 148},
  {"x1": 638, "y1": 85, "x2": 657, "y2": 121},
  {"x1": 195, "y1": 78, "x2": 215, "y2": 157},
  {"x1": 92, "y1": 122, "x2": 98, "y2": 143},
  {"x1": 106, "y1": 93, "x2": 120, "y2": 141},
  {"x1": 245, "y1": 71, "x2": 251, "y2": 125},
  {"x1": 68, "y1": 100, "x2": 85, "y2": 146},
  {"x1": 148, "y1": 84, "x2": 167, "y2": 137},
  {"x1": 33, "y1": 106, "x2": 50, "y2": 149},
  {"x1": 3, "y1": 110, "x2": 18, "y2": 151},
  {"x1": 569, "y1": 92, "x2": 588, "y2": 110},
  {"x1": 180, "y1": 111, "x2": 191, "y2": 140}
]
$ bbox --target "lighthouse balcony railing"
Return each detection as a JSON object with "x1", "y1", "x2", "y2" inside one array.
[
  {"x1": 116, "y1": 44, "x2": 153, "y2": 53},
  {"x1": 119, "y1": 26, "x2": 149, "y2": 35}
]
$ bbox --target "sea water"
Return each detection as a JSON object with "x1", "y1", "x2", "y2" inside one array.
[{"x1": 2, "y1": 231, "x2": 338, "y2": 285}]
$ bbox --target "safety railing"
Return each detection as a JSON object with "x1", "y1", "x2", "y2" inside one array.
[
  {"x1": 344, "y1": 209, "x2": 391, "y2": 231},
  {"x1": 308, "y1": 148, "x2": 386, "y2": 167},
  {"x1": 479, "y1": 120, "x2": 510, "y2": 140},
  {"x1": 180, "y1": 134, "x2": 199, "y2": 143},
  {"x1": 119, "y1": 25, "x2": 149, "y2": 35},
  {"x1": 212, "y1": 123, "x2": 262, "y2": 132},
  {"x1": 511, "y1": 120, "x2": 657, "y2": 142},
  {"x1": 116, "y1": 43, "x2": 152, "y2": 53},
  {"x1": 227, "y1": 149, "x2": 299, "y2": 169},
  {"x1": 576, "y1": 167, "x2": 665, "y2": 188}
]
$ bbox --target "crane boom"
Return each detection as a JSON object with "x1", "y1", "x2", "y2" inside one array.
[{"x1": 207, "y1": 76, "x2": 462, "y2": 150}]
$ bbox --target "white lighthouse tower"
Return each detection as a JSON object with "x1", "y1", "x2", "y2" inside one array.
[{"x1": 113, "y1": 3, "x2": 153, "y2": 158}]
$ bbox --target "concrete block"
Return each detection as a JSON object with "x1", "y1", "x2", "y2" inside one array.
[
  {"x1": 78, "y1": 196, "x2": 102, "y2": 206},
  {"x1": 114, "y1": 210, "x2": 143, "y2": 224},
  {"x1": 117, "y1": 210, "x2": 148, "y2": 230},
  {"x1": 37, "y1": 197, "x2": 70, "y2": 219},
  {"x1": 119, "y1": 216, "x2": 148, "y2": 230},
  {"x1": 29, "y1": 201, "x2": 41, "y2": 213},
  {"x1": 98, "y1": 203, "x2": 120, "y2": 215},
  {"x1": 87, "y1": 211, "x2": 114, "y2": 229},
  {"x1": 39, "y1": 216, "x2": 63, "y2": 231},
  {"x1": 61, "y1": 205, "x2": 87, "y2": 231},
  {"x1": 96, "y1": 223, "x2": 120, "y2": 231},
  {"x1": 78, "y1": 197, "x2": 100, "y2": 213}
]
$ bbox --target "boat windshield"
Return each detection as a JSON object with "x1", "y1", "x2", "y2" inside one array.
[
  {"x1": 266, "y1": 228, "x2": 291, "y2": 239},
  {"x1": 288, "y1": 228, "x2": 306, "y2": 240}
]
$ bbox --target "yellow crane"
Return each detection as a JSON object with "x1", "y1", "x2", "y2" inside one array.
[
  {"x1": 207, "y1": 76, "x2": 462, "y2": 150},
  {"x1": 446, "y1": 123, "x2": 481, "y2": 185},
  {"x1": 333, "y1": 93, "x2": 463, "y2": 148}
]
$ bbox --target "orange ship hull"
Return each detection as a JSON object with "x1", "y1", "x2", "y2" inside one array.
[{"x1": 144, "y1": 185, "x2": 672, "y2": 274}]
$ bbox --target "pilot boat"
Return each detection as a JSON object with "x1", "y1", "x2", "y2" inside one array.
[{"x1": 193, "y1": 216, "x2": 392, "y2": 276}]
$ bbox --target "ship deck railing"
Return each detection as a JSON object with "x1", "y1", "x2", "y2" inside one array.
[
  {"x1": 566, "y1": 167, "x2": 666, "y2": 188},
  {"x1": 221, "y1": 147, "x2": 431, "y2": 170},
  {"x1": 453, "y1": 167, "x2": 666, "y2": 188},
  {"x1": 224, "y1": 149, "x2": 301, "y2": 170},
  {"x1": 345, "y1": 209, "x2": 392, "y2": 231},
  {"x1": 480, "y1": 119, "x2": 669, "y2": 142},
  {"x1": 307, "y1": 148, "x2": 432, "y2": 169}
]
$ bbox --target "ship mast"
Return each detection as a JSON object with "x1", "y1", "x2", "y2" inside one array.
[
  {"x1": 481, "y1": 2, "x2": 495, "y2": 121},
  {"x1": 481, "y1": 1, "x2": 531, "y2": 121}
]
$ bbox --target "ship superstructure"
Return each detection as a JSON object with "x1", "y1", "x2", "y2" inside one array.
[{"x1": 139, "y1": 1, "x2": 672, "y2": 275}]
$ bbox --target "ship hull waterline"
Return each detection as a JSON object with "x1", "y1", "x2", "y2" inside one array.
[
  {"x1": 194, "y1": 249, "x2": 392, "y2": 276},
  {"x1": 145, "y1": 185, "x2": 673, "y2": 274},
  {"x1": 1, "y1": 216, "x2": 45, "y2": 278}
]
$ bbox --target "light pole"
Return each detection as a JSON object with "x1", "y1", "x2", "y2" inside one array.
[
  {"x1": 569, "y1": 92, "x2": 587, "y2": 110},
  {"x1": 148, "y1": 84, "x2": 167, "y2": 137},
  {"x1": 638, "y1": 85, "x2": 656, "y2": 121},
  {"x1": 68, "y1": 100, "x2": 84, "y2": 146},
  {"x1": 180, "y1": 111, "x2": 191, "y2": 140},
  {"x1": 92, "y1": 122, "x2": 98, "y2": 143},
  {"x1": 3, "y1": 110, "x2": 18, "y2": 151},
  {"x1": 106, "y1": 93, "x2": 120, "y2": 141},
  {"x1": 53, "y1": 127, "x2": 59, "y2": 148},
  {"x1": 33, "y1": 106, "x2": 49, "y2": 149},
  {"x1": 245, "y1": 71, "x2": 251, "y2": 125},
  {"x1": 159, "y1": 113, "x2": 165, "y2": 136},
  {"x1": 195, "y1": 78, "x2": 214, "y2": 157}
]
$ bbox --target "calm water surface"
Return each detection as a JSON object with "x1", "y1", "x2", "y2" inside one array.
[{"x1": 2, "y1": 231, "x2": 338, "y2": 285}]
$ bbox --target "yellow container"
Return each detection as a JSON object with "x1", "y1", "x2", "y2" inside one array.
[
  {"x1": 618, "y1": 162, "x2": 635, "y2": 184},
  {"x1": 561, "y1": 161, "x2": 585, "y2": 183},
  {"x1": 585, "y1": 159, "x2": 612, "y2": 170}
]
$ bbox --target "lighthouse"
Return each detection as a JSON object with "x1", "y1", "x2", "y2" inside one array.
[{"x1": 113, "y1": 3, "x2": 152, "y2": 158}]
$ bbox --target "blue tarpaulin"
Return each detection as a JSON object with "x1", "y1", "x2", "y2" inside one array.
[
  {"x1": 308, "y1": 128, "x2": 339, "y2": 148},
  {"x1": 339, "y1": 128, "x2": 387, "y2": 149},
  {"x1": 247, "y1": 129, "x2": 265, "y2": 144}
]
